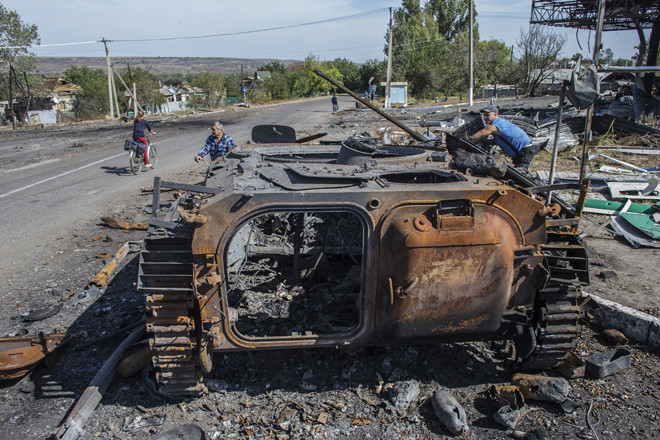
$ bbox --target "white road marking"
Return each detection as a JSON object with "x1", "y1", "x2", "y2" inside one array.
[
  {"x1": 0, "y1": 152, "x2": 126, "y2": 199},
  {"x1": 0, "y1": 158, "x2": 62, "y2": 174}
]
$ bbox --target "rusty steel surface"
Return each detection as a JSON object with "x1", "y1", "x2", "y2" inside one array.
[
  {"x1": 0, "y1": 333, "x2": 72, "y2": 380},
  {"x1": 140, "y1": 135, "x2": 591, "y2": 396}
]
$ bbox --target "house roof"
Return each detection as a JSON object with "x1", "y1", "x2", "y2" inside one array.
[{"x1": 40, "y1": 78, "x2": 82, "y2": 94}]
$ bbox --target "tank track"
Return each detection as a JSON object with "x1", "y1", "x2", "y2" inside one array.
[
  {"x1": 138, "y1": 236, "x2": 206, "y2": 396},
  {"x1": 526, "y1": 239, "x2": 590, "y2": 369}
]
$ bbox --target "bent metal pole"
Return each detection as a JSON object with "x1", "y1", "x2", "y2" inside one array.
[{"x1": 312, "y1": 68, "x2": 428, "y2": 143}]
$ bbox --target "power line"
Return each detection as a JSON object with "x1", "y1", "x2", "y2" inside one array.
[
  {"x1": 112, "y1": 8, "x2": 390, "y2": 43},
  {"x1": 0, "y1": 8, "x2": 389, "y2": 49}
]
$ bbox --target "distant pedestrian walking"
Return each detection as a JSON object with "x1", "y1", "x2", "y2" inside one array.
[{"x1": 331, "y1": 94, "x2": 338, "y2": 112}]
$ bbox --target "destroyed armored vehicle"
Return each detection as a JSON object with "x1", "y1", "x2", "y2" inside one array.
[{"x1": 139, "y1": 134, "x2": 591, "y2": 396}]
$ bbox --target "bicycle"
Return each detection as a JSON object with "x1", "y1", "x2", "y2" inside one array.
[{"x1": 126, "y1": 135, "x2": 158, "y2": 175}]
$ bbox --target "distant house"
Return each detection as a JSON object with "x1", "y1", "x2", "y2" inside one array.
[
  {"x1": 38, "y1": 77, "x2": 82, "y2": 111},
  {"x1": 160, "y1": 81, "x2": 203, "y2": 103},
  {"x1": 2, "y1": 77, "x2": 80, "y2": 125}
]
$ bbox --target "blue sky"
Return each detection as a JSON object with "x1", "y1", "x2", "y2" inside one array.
[{"x1": 3, "y1": 0, "x2": 643, "y2": 63}]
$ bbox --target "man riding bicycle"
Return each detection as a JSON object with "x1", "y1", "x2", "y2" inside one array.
[{"x1": 133, "y1": 111, "x2": 156, "y2": 167}]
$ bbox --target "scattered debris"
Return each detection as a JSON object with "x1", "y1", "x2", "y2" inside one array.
[
  {"x1": 89, "y1": 242, "x2": 130, "y2": 288},
  {"x1": 556, "y1": 352, "x2": 586, "y2": 379},
  {"x1": 150, "y1": 425, "x2": 206, "y2": 440},
  {"x1": 598, "y1": 270, "x2": 618, "y2": 279},
  {"x1": 0, "y1": 333, "x2": 72, "y2": 380},
  {"x1": 586, "y1": 348, "x2": 632, "y2": 378},
  {"x1": 21, "y1": 303, "x2": 63, "y2": 322},
  {"x1": 390, "y1": 380, "x2": 420, "y2": 414},
  {"x1": 54, "y1": 325, "x2": 146, "y2": 440},
  {"x1": 492, "y1": 385, "x2": 526, "y2": 429},
  {"x1": 603, "y1": 328, "x2": 629, "y2": 345},
  {"x1": 101, "y1": 216, "x2": 148, "y2": 230},
  {"x1": 431, "y1": 389, "x2": 469, "y2": 435},
  {"x1": 511, "y1": 374, "x2": 569, "y2": 402},
  {"x1": 122, "y1": 414, "x2": 166, "y2": 431}
]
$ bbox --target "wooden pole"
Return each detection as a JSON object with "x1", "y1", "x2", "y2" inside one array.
[
  {"x1": 112, "y1": 66, "x2": 145, "y2": 113},
  {"x1": 468, "y1": 0, "x2": 474, "y2": 106},
  {"x1": 386, "y1": 7, "x2": 393, "y2": 109},
  {"x1": 133, "y1": 83, "x2": 138, "y2": 116},
  {"x1": 110, "y1": 70, "x2": 120, "y2": 119},
  {"x1": 102, "y1": 39, "x2": 114, "y2": 119}
]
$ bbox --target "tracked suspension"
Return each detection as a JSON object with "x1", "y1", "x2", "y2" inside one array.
[
  {"x1": 139, "y1": 237, "x2": 206, "y2": 396},
  {"x1": 526, "y1": 239, "x2": 590, "y2": 369}
]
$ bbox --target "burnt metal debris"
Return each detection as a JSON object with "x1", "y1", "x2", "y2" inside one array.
[
  {"x1": 137, "y1": 118, "x2": 593, "y2": 396},
  {"x1": 0, "y1": 332, "x2": 72, "y2": 380},
  {"x1": 132, "y1": 68, "x2": 595, "y2": 397}
]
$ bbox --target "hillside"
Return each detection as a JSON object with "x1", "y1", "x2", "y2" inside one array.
[{"x1": 36, "y1": 57, "x2": 298, "y2": 76}]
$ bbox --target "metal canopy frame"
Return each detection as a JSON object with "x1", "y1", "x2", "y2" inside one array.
[{"x1": 531, "y1": 0, "x2": 660, "y2": 31}]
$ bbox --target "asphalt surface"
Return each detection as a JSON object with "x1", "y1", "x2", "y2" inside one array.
[{"x1": 0, "y1": 95, "x2": 352, "y2": 279}]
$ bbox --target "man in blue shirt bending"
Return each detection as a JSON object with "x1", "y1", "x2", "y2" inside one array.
[
  {"x1": 469, "y1": 105, "x2": 542, "y2": 169},
  {"x1": 195, "y1": 122, "x2": 235, "y2": 162}
]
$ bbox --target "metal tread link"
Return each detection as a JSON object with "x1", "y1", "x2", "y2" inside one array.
[
  {"x1": 526, "y1": 241, "x2": 589, "y2": 369},
  {"x1": 139, "y1": 237, "x2": 205, "y2": 396}
]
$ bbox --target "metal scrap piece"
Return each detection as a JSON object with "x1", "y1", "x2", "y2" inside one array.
[
  {"x1": 21, "y1": 303, "x2": 63, "y2": 322},
  {"x1": 0, "y1": 333, "x2": 72, "y2": 380},
  {"x1": 511, "y1": 373, "x2": 569, "y2": 402}
]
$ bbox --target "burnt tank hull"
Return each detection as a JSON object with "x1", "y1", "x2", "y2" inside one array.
[{"x1": 139, "y1": 143, "x2": 590, "y2": 396}]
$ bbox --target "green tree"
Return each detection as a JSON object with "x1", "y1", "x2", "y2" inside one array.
[
  {"x1": 259, "y1": 60, "x2": 287, "y2": 74},
  {"x1": 116, "y1": 66, "x2": 166, "y2": 112},
  {"x1": 63, "y1": 65, "x2": 109, "y2": 118},
  {"x1": 262, "y1": 71, "x2": 291, "y2": 100},
  {"x1": 289, "y1": 54, "x2": 343, "y2": 97},
  {"x1": 192, "y1": 72, "x2": 224, "y2": 107},
  {"x1": 329, "y1": 58, "x2": 361, "y2": 91},
  {"x1": 0, "y1": 4, "x2": 39, "y2": 128},
  {"x1": 478, "y1": 39, "x2": 511, "y2": 95},
  {"x1": 358, "y1": 59, "x2": 385, "y2": 95},
  {"x1": 388, "y1": 2, "x2": 448, "y2": 98},
  {"x1": 425, "y1": 0, "x2": 476, "y2": 41}
]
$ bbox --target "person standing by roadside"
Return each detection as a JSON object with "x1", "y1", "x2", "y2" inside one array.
[
  {"x1": 133, "y1": 110, "x2": 155, "y2": 167},
  {"x1": 332, "y1": 94, "x2": 338, "y2": 112},
  {"x1": 195, "y1": 121, "x2": 235, "y2": 163}
]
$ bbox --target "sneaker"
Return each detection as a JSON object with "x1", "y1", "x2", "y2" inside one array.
[{"x1": 144, "y1": 164, "x2": 152, "y2": 168}]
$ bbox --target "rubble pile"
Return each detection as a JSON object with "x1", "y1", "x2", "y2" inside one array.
[{"x1": 227, "y1": 212, "x2": 363, "y2": 337}]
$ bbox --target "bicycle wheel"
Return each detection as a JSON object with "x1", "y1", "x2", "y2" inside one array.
[
  {"x1": 148, "y1": 145, "x2": 158, "y2": 169},
  {"x1": 129, "y1": 150, "x2": 142, "y2": 175}
]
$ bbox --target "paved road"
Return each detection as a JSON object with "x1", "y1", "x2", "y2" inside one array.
[{"x1": 0, "y1": 95, "x2": 354, "y2": 272}]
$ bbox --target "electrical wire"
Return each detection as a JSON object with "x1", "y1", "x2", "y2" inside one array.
[
  {"x1": 113, "y1": 8, "x2": 390, "y2": 43},
  {"x1": 0, "y1": 8, "x2": 388, "y2": 49},
  {"x1": 0, "y1": 40, "x2": 97, "y2": 49}
]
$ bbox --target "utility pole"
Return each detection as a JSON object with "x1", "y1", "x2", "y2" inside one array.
[
  {"x1": 101, "y1": 38, "x2": 114, "y2": 119},
  {"x1": 111, "y1": 70, "x2": 120, "y2": 119},
  {"x1": 386, "y1": 7, "x2": 393, "y2": 109},
  {"x1": 133, "y1": 83, "x2": 138, "y2": 116},
  {"x1": 468, "y1": 0, "x2": 474, "y2": 107}
]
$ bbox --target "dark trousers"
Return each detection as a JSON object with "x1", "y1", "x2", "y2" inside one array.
[{"x1": 512, "y1": 141, "x2": 546, "y2": 167}]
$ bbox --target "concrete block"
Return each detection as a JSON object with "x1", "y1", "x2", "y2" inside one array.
[{"x1": 588, "y1": 294, "x2": 660, "y2": 348}]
